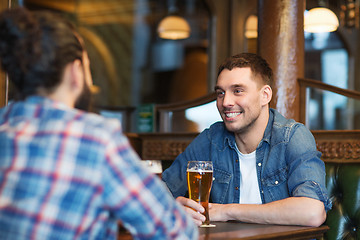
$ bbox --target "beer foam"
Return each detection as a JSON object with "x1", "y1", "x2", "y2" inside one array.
[
  {"x1": 199, "y1": 224, "x2": 216, "y2": 228},
  {"x1": 187, "y1": 169, "x2": 213, "y2": 173}
]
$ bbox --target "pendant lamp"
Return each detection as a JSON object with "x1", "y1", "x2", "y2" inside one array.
[
  {"x1": 157, "y1": 15, "x2": 190, "y2": 40},
  {"x1": 245, "y1": 15, "x2": 258, "y2": 39},
  {"x1": 304, "y1": 7, "x2": 339, "y2": 33},
  {"x1": 157, "y1": 0, "x2": 190, "y2": 40}
]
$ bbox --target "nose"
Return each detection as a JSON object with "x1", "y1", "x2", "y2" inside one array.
[{"x1": 222, "y1": 92, "x2": 234, "y2": 108}]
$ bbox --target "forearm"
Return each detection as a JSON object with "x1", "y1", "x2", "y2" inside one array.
[{"x1": 210, "y1": 197, "x2": 326, "y2": 227}]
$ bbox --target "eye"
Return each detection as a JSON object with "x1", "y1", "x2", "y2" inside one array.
[
  {"x1": 215, "y1": 90, "x2": 224, "y2": 98},
  {"x1": 234, "y1": 88, "x2": 243, "y2": 94}
]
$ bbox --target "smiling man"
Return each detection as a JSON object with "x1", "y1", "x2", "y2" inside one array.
[{"x1": 162, "y1": 53, "x2": 331, "y2": 227}]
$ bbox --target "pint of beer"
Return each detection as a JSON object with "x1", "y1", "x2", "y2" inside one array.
[{"x1": 187, "y1": 161, "x2": 213, "y2": 225}]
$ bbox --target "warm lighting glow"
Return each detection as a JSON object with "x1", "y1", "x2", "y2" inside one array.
[
  {"x1": 304, "y1": 7, "x2": 339, "y2": 33},
  {"x1": 157, "y1": 15, "x2": 190, "y2": 40},
  {"x1": 90, "y1": 85, "x2": 100, "y2": 94},
  {"x1": 245, "y1": 15, "x2": 258, "y2": 39}
]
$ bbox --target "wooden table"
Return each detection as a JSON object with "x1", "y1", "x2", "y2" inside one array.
[
  {"x1": 118, "y1": 221, "x2": 329, "y2": 239},
  {"x1": 198, "y1": 221, "x2": 329, "y2": 240}
]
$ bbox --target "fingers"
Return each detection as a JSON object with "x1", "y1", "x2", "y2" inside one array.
[
  {"x1": 176, "y1": 196, "x2": 205, "y2": 212},
  {"x1": 183, "y1": 206, "x2": 206, "y2": 226},
  {"x1": 176, "y1": 197, "x2": 206, "y2": 226}
]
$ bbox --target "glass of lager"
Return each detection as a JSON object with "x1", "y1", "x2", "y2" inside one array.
[{"x1": 187, "y1": 161, "x2": 213, "y2": 225}]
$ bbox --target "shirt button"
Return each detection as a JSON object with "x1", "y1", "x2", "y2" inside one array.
[
  {"x1": 235, "y1": 187, "x2": 239, "y2": 190},
  {"x1": 258, "y1": 163, "x2": 262, "y2": 167},
  {"x1": 275, "y1": 181, "x2": 279, "y2": 185},
  {"x1": 236, "y1": 159, "x2": 239, "y2": 163}
]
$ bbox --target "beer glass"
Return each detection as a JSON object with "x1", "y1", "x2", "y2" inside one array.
[{"x1": 187, "y1": 161, "x2": 213, "y2": 226}]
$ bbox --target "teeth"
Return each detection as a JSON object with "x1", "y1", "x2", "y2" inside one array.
[{"x1": 225, "y1": 112, "x2": 240, "y2": 118}]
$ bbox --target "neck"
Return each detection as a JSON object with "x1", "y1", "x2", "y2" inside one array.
[
  {"x1": 37, "y1": 86, "x2": 76, "y2": 109},
  {"x1": 234, "y1": 107, "x2": 269, "y2": 154}
]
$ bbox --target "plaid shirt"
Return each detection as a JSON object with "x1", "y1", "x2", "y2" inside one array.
[{"x1": 0, "y1": 96, "x2": 198, "y2": 240}]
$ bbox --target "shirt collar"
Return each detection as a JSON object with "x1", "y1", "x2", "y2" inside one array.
[
  {"x1": 222, "y1": 108, "x2": 274, "y2": 149},
  {"x1": 26, "y1": 95, "x2": 70, "y2": 110},
  {"x1": 262, "y1": 108, "x2": 274, "y2": 144},
  {"x1": 223, "y1": 127, "x2": 237, "y2": 150}
]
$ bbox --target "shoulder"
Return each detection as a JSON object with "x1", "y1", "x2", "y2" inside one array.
[
  {"x1": 190, "y1": 121, "x2": 233, "y2": 149},
  {"x1": 76, "y1": 110, "x2": 121, "y2": 130},
  {"x1": 38, "y1": 104, "x2": 124, "y2": 145},
  {"x1": 69, "y1": 110, "x2": 123, "y2": 139},
  {"x1": 195, "y1": 121, "x2": 225, "y2": 140},
  {"x1": 271, "y1": 109, "x2": 298, "y2": 129},
  {"x1": 269, "y1": 109, "x2": 314, "y2": 143}
]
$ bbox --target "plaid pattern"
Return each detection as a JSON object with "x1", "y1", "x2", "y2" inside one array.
[{"x1": 0, "y1": 96, "x2": 197, "y2": 240}]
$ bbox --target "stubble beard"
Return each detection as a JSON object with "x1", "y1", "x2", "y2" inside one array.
[
  {"x1": 223, "y1": 110, "x2": 260, "y2": 135},
  {"x1": 75, "y1": 81, "x2": 93, "y2": 112}
]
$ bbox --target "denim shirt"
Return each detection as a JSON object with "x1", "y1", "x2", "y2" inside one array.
[{"x1": 162, "y1": 108, "x2": 332, "y2": 211}]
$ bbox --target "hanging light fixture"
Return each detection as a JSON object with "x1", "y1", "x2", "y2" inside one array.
[
  {"x1": 245, "y1": 15, "x2": 258, "y2": 39},
  {"x1": 157, "y1": 15, "x2": 190, "y2": 40},
  {"x1": 304, "y1": 7, "x2": 339, "y2": 33},
  {"x1": 340, "y1": 0, "x2": 359, "y2": 29},
  {"x1": 157, "y1": 0, "x2": 190, "y2": 40}
]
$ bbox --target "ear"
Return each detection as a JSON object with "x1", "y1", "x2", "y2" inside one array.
[
  {"x1": 260, "y1": 85, "x2": 272, "y2": 106},
  {"x1": 69, "y1": 59, "x2": 84, "y2": 91},
  {"x1": 47, "y1": 59, "x2": 84, "y2": 108}
]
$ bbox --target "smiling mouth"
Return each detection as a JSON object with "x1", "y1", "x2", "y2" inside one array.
[{"x1": 225, "y1": 111, "x2": 242, "y2": 119}]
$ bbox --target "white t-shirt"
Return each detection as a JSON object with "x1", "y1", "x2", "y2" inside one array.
[{"x1": 235, "y1": 146, "x2": 262, "y2": 204}]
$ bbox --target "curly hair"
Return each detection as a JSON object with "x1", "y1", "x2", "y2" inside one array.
[
  {"x1": 217, "y1": 53, "x2": 273, "y2": 88},
  {"x1": 0, "y1": 7, "x2": 84, "y2": 99}
]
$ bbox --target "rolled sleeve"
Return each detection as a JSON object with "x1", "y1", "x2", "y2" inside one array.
[
  {"x1": 292, "y1": 180, "x2": 332, "y2": 211},
  {"x1": 286, "y1": 125, "x2": 332, "y2": 212}
]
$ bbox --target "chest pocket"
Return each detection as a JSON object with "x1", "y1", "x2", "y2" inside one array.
[
  {"x1": 261, "y1": 167, "x2": 289, "y2": 201},
  {"x1": 211, "y1": 168, "x2": 232, "y2": 204}
]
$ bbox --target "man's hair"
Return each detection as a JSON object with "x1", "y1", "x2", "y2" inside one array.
[
  {"x1": 0, "y1": 7, "x2": 84, "y2": 99},
  {"x1": 217, "y1": 53, "x2": 273, "y2": 87}
]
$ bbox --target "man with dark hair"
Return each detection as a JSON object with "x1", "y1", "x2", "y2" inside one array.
[
  {"x1": 0, "y1": 7, "x2": 197, "y2": 239},
  {"x1": 163, "y1": 53, "x2": 331, "y2": 227}
]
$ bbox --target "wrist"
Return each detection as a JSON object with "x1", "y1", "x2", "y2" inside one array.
[{"x1": 224, "y1": 204, "x2": 237, "y2": 221}]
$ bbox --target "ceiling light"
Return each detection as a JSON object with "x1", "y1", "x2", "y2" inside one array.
[
  {"x1": 245, "y1": 15, "x2": 258, "y2": 39},
  {"x1": 304, "y1": 7, "x2": 339, "y2": 33},
  {"x1": 157, "y1": 15, "x2": 190, "y2": 40}
]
